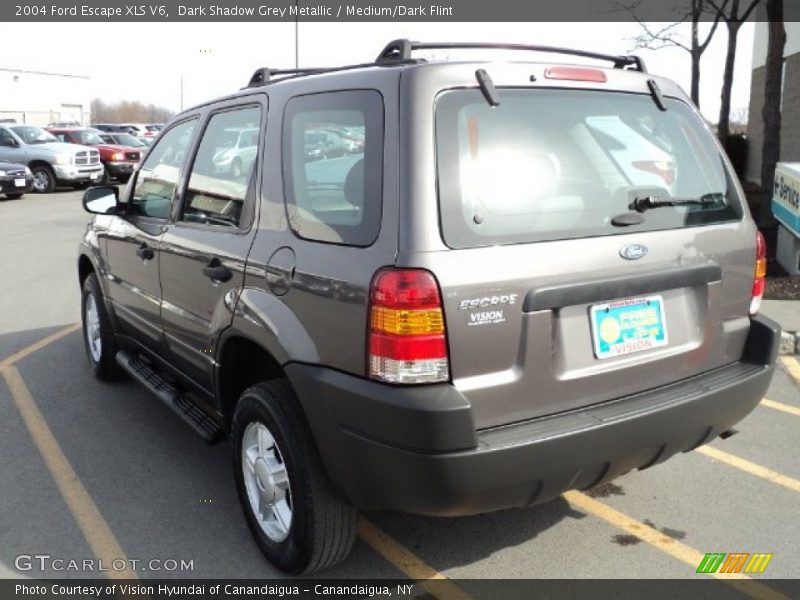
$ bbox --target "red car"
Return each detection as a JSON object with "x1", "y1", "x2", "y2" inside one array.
[{"x1": 46, "y1": 128, "x2": 142, "y2": 183}]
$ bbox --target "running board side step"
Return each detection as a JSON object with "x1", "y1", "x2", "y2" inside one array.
[{"x1": 115, "y1": 350, "x2": 222, "y2": 444}]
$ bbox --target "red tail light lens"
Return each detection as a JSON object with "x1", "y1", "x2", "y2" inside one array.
[
  {"x1": 750, "y1": 231, "x2": 767, "y2": 315},
  {"x1": 368, "y1": 269, "x2": 449, "y2": 384}
]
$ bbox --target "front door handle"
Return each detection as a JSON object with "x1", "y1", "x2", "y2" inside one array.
[
  {"x1": 202, "y1": 257, "x2": 232, "y2": 283},
  {"x1": 136, "y1": 243, "x2": 154, "y2": 260}
]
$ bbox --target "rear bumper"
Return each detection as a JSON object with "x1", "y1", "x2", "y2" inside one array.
[{"x1": 287, "y1": 315, "x2": 779, "y2": 516}]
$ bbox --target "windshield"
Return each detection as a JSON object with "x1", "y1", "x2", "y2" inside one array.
[
  {"x1": 11, "y1": 126, "x2": 59, "y2": 145},
  {"x1": 114, "y1": 134, "x2": 144, "y2": 147},
  {"x1": 435, "y1": 89, "x2": 741, "y2": 248},
  {"x1": 75, "y1": 130, "x2": 104, "y2": 145}
]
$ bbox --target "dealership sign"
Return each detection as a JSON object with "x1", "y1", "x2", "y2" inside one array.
[{"x1": 772, "y1": 163, "x2": 800, "y2": 237}]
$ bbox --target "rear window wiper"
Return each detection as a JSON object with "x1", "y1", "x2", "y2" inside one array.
[{"x1": 629, "y1": 192, "x2": 725, "y2": 213}]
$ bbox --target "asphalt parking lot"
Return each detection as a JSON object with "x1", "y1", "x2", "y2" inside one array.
[{"x1": 1, "y1": 190, "x2": 799, "y2": 593}]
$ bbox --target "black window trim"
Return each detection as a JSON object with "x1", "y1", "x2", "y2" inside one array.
[{"x1": 281, "y1": 88, "x2": 385, "y2": 248}]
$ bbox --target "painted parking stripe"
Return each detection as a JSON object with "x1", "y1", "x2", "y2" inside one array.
[
  {"x1": 695, "y1": 445, "x2": 800, "y2": 494},
  {"x1": 565, "y1": 491, "x2": 790, "y2": 600},
  {"x1": 761, "y1": 398, "x2": 800, "y2": 417},
  {"x1": 779, "y1": 356, "x2": 800, "y2": 387},
  {"x1": 0, "y1": 325, "x2": 137, "y2": 580},
  {"x1": 358, "y1": 518, "x2": 474, "y2": 600},
  {"x1": 0, "y1": 323, "x2": 81, "y2": 369},
  {"x1": 2, "y1": 326, "x2": 466, "y2": 591}
]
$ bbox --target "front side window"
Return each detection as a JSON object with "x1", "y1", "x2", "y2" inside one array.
[
  {"x1": 435, "y1": 89, "x2": 741, "y2": 249},
  {"x1": 0, "y1": 128, "x2": 16, "y2": 145},
  {"x1": 10, "y1": 126, "x2": 58, "y2": 145},
  {"x1": 129, "y1": 119, "x2": 197, "y2": 219},
  {"x1": 181, "y1": 106, "x2": 261, "y2": 228},
  {"x1": 283, "y1": 90, "x2": 383, "y2": 246}
]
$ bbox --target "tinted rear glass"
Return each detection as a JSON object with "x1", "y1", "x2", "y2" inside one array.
[{"x1": 435, "y1": 89, "x2": 742, "y2": 249}]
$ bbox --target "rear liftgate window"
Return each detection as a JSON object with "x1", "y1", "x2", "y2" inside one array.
[
  {"x1": 283, "y1": 90, "x2": 384, "y2": 246},
  {"x1": 435, "y1": 89, "x2": 742, "y2": 249}
]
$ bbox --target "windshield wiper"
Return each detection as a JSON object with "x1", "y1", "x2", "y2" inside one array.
[{"x1": 629, "y1": 192, "x2": 725, "y2": 213}]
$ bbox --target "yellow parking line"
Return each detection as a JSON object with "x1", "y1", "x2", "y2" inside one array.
[
  {"x1": 565, "y1": 491, "x2": 789, "y2": 600},
  {"x1": 0, "y1": 323, "x2": 81, "y2": 369},
  {"x1": 696, "y1": 445, "x2": 800, "y2": 494},
  {"x1": 0, "y1": 326, "x2": 136, "y2": 580},
  {"x1": 779, "y1": 356, "x2": 800, "y2": 387},
  {"x1": 761, "y1": 398, "x2": 800, "y2": 418},
  {"x1": 358, "y1": 518, "x2": 473, "y2": 600}
]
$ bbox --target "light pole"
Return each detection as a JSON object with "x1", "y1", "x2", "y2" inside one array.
[{"x1": 295, "y1": 1, "x2": 299, "y2": 69}]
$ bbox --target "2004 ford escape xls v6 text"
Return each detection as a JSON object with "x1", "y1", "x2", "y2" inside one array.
[{"x1": 76, "y1": 41, "x2": 780, "y2": 574}]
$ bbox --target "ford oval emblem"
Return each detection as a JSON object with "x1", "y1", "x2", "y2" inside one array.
[{"x1": 620, "y1": 243, "x2": 648, "y2": 260}]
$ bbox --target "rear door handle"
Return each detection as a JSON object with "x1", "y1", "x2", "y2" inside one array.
[
  {"x1": 202, "y1": 257, "x2": 232, "y2": 283},
  {"x1": 136, "y1": 243, "x2": 154, "y2": 260}
]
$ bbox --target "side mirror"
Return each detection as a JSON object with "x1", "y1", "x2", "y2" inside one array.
[{"x1": 83, "y1": 186, "x2": 120, "y2": 215}]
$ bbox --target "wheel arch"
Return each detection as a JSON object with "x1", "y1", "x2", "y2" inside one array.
[
  {"x1": 215, "y1": 332, "x2": 290, "y2": 426},
  {"x1": 77, "y1": 253, "x2": 95, "y2": 287}
]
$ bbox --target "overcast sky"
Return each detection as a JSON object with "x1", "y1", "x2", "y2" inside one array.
[{"x1": 0, "y1": 21, "x2": 755, "y2": 122}]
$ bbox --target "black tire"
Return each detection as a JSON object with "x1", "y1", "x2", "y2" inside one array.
[
  {"x1": 31, "y1": 165, "x2": 56, "y2": 193},
  {"x1": 73, "y1": 181, "x2": 91, "y2": 190},
  {"x1": 232, "y1": 380, "x2": 357, "y2": 574},
  {"x1": 4, "y1": 193, "x2": 24, "y2": 200},
  {"x1": 81, "y1": 273, "x2": 123, "y2": 381}
]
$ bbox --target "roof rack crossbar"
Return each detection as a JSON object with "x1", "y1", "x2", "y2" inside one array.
[
  {"x1": 247, "y1": 67, "x2": 334, "y2": 88},
  {"x1": 375, "y1": 39, "x2": 647, "y2": 72}
]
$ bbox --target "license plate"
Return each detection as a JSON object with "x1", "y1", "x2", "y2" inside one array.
[
  {"x1": 590, "y1": 295, "x2": 668, "y2": 359},
  {"x1": 14, "y1": 178, "x2": 25, "y2": 187},
  {"x1": 90, "y1": 173, "x2": 100, "y2": 180}
]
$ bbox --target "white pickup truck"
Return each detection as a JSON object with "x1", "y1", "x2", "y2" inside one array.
[{"x1": 0, "y1": 124, "x2": 103, "y2": 192}]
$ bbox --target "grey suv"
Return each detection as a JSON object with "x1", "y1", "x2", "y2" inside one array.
[{"x1": 77, "y1": 41, "x2": 779, "y2": 574}]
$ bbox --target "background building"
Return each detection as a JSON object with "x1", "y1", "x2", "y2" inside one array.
[
  {"x1": 0, "y1": 68, "x2": 90, "y2": 126},
  {"x1": 746, "y1": 19, "x2": 800, "y2": 184}
]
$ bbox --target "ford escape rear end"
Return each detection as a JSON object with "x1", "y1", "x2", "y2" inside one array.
[{"x1": 78, "y1": 40, "x2": 779, "y2": 574}]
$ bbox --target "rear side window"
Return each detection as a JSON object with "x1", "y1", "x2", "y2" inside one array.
[
  {"x1": 283, "y1": 90, "x2": 383, "y2": 246},
  {"x1": 435, "y1": 89, "x2": 742, "y2": 249}
]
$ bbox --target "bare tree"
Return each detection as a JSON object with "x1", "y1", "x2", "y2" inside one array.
[
  {"x1": 759, "y1": 0, "x2": 786, "y2": 225},
  {"x1": 625, "y1": 0, "x2": 727, "y2": 107},
  {"x1": 709, "y1": 0, "x2": 762, "y2": 141},
  {"x1": 90, "y1": 98, "x2": 174, "y2": 124}
]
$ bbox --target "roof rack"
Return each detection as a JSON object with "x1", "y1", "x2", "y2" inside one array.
[
  {"x1": 375, "y1": 39, "x2": 647, "y2": 72},
  {"x1": 246, "y1": 67, "x2": 331, "y2": 87},
  {"x1": 244, "y1": 39, "x2": 647, "y2": 89}
]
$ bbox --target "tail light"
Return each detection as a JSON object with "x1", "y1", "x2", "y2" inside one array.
[
  {"x1": 750, "y1": 231, "x2": 767, "y2": 315},
  {"x1": 368, "y1": 269, "x2": 449, "y2": 384}
]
